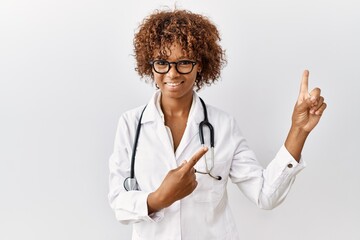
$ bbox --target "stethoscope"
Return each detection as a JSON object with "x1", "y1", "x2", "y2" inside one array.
[{"x1": 123, "y1": 97, "x2": 221, "y2": 191}]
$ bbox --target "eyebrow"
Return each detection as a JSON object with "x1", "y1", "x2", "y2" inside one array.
[
  {"x1": 177, "y1": 55, "x2": 189, "y2": 59},
  {"x1": 155, "y1": 56, "x2": 192, "y2": 61}
]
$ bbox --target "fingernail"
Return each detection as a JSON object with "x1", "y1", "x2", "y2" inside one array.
[{"x1": 203, "y1": 146, "x2": 208, "y2": 151}]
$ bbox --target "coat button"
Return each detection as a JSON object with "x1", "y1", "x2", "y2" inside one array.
[{"x1": 287, "y1": 163, "x2": 293, "y2": 168}]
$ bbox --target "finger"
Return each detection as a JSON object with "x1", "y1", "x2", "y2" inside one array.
[
  {"x1": 315, "y1": 102, "x2": 327, "y2": 116},
  {"x1": 190, "y1": 171, "x2": 196, "y2": 181},
  {"x1": 308, "y1": 88, "x2": 322, "y2": 111},
  {"x1": 299, "y1": 70, "x2": 309, "y2": 99},
  {"x1": 309, "y1": 87, "x2": 321, "y2": 99},
  {"x1": 310, "y1": 96, "x2": 324, "y2": 114},
  {"x1": 192, "y1": 180, "x2": 198, "y2": 190},
  {"x1": 181, "y1": 147, "x2": 208, "y2": 171},
  {"x1": 174, "y1": 160, "x2": 187, "y2": 170}
]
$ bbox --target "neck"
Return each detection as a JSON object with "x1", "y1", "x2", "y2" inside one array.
[{"x1": 160, "y1": 93, "x2": 193, "y2": 118}]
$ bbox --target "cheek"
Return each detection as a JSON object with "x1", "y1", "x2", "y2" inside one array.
[
  {"x1": 187, "y1": 72, "x2": 198, "y2": 82},
  {"x1": 153, "y1": 74, "x2": 166, "y2": 88},
  {"x1": 153, "y1": 72, "x2": 162, "y2": 83}
]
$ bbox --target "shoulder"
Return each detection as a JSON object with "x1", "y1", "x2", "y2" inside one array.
[
  {"x1": 205, "y1": 103, "x2": 237, "y2": 123},
  {"x1": 200, "y1": 100, "x2": 243, "y2": 136},
  {"x1": 113, "y1": 105, "x2": 148, "y2": 144},
  {"x1": 120, "y1": 105, "x2": 147, "y2": 123},
  {"x1": 114, "y1": 105, "x2": 147, "y2": 134},
  {"x1": 120, "y1": 91, "x2": 158, "y2": 125}
]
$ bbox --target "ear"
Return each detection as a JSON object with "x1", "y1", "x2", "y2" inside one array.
[{"x1": 197, "y1": 62, "x2": 202, "y2": 72}]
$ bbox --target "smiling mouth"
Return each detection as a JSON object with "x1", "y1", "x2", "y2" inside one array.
[{"x1": 165, "y1": 81, "x2": 184, "y2": 87}]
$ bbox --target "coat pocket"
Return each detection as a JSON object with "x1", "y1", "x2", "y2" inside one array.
[{"x1": 193, "y1": 159, "x2": 229, "y2": 203}]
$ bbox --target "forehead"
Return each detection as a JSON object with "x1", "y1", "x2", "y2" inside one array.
[{"x1": 153, "y1": 43, "x2": 192, "y2": 60}]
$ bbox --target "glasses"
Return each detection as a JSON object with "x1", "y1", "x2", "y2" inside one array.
[{"x1": 149, "y1": 60, "x2": 197, "y2": 74}]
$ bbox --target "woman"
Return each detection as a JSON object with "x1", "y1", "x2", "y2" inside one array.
[{"x1": 108, "y1": 9, "x2": 327, "y2": 240}]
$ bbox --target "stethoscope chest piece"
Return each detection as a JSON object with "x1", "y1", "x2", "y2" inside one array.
[{"x1": 124, "y1": 177, "x2": 139, "y2": 191}]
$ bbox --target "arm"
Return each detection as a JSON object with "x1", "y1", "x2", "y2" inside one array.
[
  {"x1": 285, "y1": 70, "x2": 327, "y2": 161},
  {"x1": 108, "y1": 116, "x2": 155, "y2": 224},
  {"x1": 231, "y1": 70, "x2": 327, "y2": 209},
  {"x1": 230, "y1": 123, "x2": 305, "y2": 210}
]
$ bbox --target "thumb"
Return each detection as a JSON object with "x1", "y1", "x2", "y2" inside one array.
[
  {"x1": 178, "y1": 160, "x2": 187, "y2": 168},
  {"x1": 296, "y1": 97, "x2": 312, "y2": 112}
]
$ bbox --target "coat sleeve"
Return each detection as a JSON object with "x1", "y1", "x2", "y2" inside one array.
[
  {"x1": 229, "y1": 117, "x2": 306, "y2": 210},
  {"x1": 108, "y1": 115, "x2": 164, "y2": 224}
]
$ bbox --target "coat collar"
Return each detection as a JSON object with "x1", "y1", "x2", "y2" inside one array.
[
  {"x1": 140, "y1": 90, "x2": 204, "y2": 125},
  {"x1": 140, "y1": 90, "x2": 206, "y2": 159}
]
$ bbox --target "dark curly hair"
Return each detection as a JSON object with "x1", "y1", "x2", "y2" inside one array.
[{"x1": 133, "y1": 9, "x2": 226, "y2": 90}]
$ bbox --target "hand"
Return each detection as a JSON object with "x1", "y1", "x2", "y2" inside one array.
[
  {"x1": 292, "y1": 70, "x2": 327, "y2": 133},
  {"x1": 285, "y1": 70, "x2": 328, "y2": 160},
  {"x1": 147, "y1": 147, "x2": 208, "y2": 213}
]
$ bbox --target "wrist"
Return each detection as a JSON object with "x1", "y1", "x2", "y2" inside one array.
[
  {"x1": 289, "y1": 125, "x2": 310, "y2": 138},
  {"x1": 285, "y1": 125, "x2": 310, "y2": 161},
  {"x1": 147, "y1": 190, "x2": 168, "y2": 214}
]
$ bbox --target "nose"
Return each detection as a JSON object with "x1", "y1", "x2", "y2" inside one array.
[{"x1": 167, "y1": 63, "x2": 180, "y2": 78}]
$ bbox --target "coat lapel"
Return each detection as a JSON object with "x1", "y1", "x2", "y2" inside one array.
[
  {"x1": 142, "y1": 91, "x2": 206, "y2": 164},
  {"x1": 141, "y1": 91, "x2": 177, "y2": 168},
  {"x1": 175, "y1": 94, "x2": 204, "y2": 159}
]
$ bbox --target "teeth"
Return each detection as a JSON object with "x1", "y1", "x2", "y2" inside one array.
[{"x1": 166, "y1": 82, "x2": 181, "y2": 87}]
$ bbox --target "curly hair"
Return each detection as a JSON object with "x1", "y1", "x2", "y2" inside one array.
[{"x1": 133, "y1": 9, "x2": 226, "y2": 90}]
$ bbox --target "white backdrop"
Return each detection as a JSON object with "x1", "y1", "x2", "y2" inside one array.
[{"x1": 1, "y1": 0, "x2": 359, "y2": 239}]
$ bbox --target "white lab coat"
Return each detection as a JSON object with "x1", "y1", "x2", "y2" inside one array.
[{"x1": 108, "y1": 91, "x2": 305, "y2": 240}]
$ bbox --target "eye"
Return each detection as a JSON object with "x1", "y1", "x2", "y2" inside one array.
[
  {"x1": 155, "y1": 60, "x2": 168, "y2": 66},
  {"x1": 178, "y1": 60, "x2": 193, "y2": 66}
]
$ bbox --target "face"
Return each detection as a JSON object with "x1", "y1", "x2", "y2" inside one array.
[{"x1": 152, "y1": 43, "x2": 201, "y2": 102}]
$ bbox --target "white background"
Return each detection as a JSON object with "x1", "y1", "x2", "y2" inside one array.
[{"x1": 1, "y1": 0, "x2": 359, "y2": 239}]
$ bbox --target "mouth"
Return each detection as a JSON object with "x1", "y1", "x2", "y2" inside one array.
[{"x1": 164, "y1": 81, "x2": 184, "y2": 87}]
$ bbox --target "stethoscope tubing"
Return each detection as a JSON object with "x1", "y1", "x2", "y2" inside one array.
[
  {"x1": 130, "y1": 106, "x2": 147, "y2": 178},
  {"x1": 124, "y1": 97, "x2": 220, "y2": 191},
  {"x1": 198, "y1": 98, "x2": 214, "y2": 147}
]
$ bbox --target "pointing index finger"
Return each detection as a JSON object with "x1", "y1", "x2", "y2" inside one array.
[
  {"x1": 182, "y1": 147, "x2": 208, "y2": 171},
  {"x1": 300, "y1": 70, "x2": 309, "y2": 98}
]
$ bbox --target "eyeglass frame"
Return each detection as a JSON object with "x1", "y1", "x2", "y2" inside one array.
[{"x1": 149, "y1": 59, "x2": 197, "y2": 74}]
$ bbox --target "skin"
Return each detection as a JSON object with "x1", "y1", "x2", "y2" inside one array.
[{"x1": 146, "y1": 44, "x2": 327, "y2": 214}]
